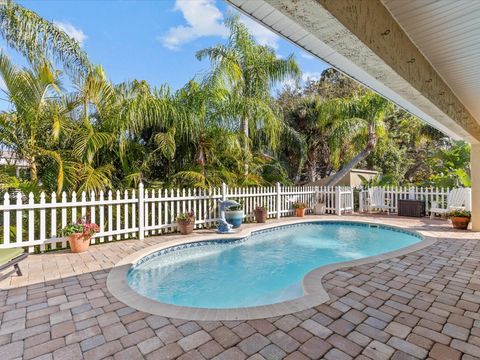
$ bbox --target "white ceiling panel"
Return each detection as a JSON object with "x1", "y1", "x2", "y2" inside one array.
[{"x1": 382, "y1": 0, "x2": 480, "y2": 123}]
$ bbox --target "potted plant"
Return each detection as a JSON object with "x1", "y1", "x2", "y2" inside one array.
[
  {"x1": 62, "y1": 215, "x2": 100, "y2": 253},
  {"x1": 254, "y1": 206, "x2": 268, "y2": 223},
  {"x1": 448, "y1": 210, "x2": 471, "y2": 229},
  {"x1": 293, "y1": 202, "x2": 308, "y2": 217},
  {"x1": 177, "y1": 212, "x2": 195, "y2": 235},
  {"x1": 225, "y1": 200, "x2": 244, "y2": 228}
]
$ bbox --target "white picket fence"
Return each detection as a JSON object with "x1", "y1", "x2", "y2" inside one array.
[
  {"x1": 0, "y1": 183, "x2": 353, "y2": 252},
  {"x1": 358, "y1": 186, "x2": 469, "y2": 213}
]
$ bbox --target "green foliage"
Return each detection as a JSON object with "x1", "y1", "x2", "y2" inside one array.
[
  {"x1": 0, "y1": 5, "x2": 468, "y2": 194},
  {"x1": 226, "y1": 200, "x2": 244, "y2": 211},
  {"x1": 292, "y1": 201, "x2": 307, "y2": 209},
  {"x1": 61, "y1": 223, "x2": 85, "y2": 236},
  {"x1": 62, "y1": 216, "x2": 100, "y2": 236},
  {"x1": 0, "y1": 1, "x2": 90, "y2": 75},
  {"x1": 358, "y1": 174, "x2": 396, "y2": 187},
  {"x1": 447, "y1": 210, "x2": 471, "y2": 218},
  {"x1": 177, "y1": 212, "x2": 195, "y2": 224},
  {"x1": 425, "y1": 140, "x2": 471, "y2": 188}
]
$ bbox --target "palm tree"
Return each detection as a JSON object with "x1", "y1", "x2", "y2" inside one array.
[
  {"x1": 0, "y1": 1, "x2": 90, "y2": 75},
  {"x1": 196, "y1": 16, "x2": 301, "y2": 174},
  {"x1": 324, "y1": 92, "x2": 391, "y2": 186},
  {"x1": 0, "y1": 53, "x2": 73, "y2": 192}
]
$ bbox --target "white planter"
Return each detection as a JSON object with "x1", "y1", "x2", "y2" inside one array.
[
  {"x1": 225, "y1": 210, "x2": 244, "y2": 228},
  {"x1": 314, "y1": 203, "x2": 326, "y2": 215}
]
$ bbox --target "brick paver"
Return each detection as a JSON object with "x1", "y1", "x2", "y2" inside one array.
[{"x1": 1, "y1": 215, "x2": 480, "y2": 359}]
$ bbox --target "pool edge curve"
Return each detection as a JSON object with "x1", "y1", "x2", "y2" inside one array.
[{"x1": 106, "y1": 218, "x2": 436, "y2": 321}]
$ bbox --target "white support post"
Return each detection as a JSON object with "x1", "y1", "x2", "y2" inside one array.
[
  {"x1": 471, "y1": 144, "x2": 480, "y2": 231},
  {"x1": 276, "y1": 182, "x2": 281, "y2": 219},
  {"x1": 336, "y1": 187, "x2": 341, "y2": 215},
  {"x1": 138, "y1": 183, "x2": 145, "y2": 240}
]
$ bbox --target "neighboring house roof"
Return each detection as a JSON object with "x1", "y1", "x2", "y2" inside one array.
[
  {"x1": 0, "y1": 150, "x2": 29, "y2": 168},
  {"x1": 306, "y1": 168, "x2": 379, "y2": 187}
]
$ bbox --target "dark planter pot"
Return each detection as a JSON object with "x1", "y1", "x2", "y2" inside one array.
[
  {"x1": 225, "y1": 210, "x2": 244, "y2": 228},
  {"x1": 295, "y1": 208, "x2": 306, "y2": 217},
  {"x1": 178, "y1": 221, "x2": 194, "y2": 235},
  {"x1": 451, "y1": 217, "x2": 470, "y2": 229},
  {"x1": 254, "y1": 209, "x2": 267, "y2": 223}
]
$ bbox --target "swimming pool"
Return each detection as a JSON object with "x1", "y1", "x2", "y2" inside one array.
[{"x1": 127, "y1": 222, "x2": 421, "y2": 309}]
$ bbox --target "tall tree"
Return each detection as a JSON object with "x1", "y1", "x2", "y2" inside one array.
[
  {"x1": 325, "y1": 92, "x2": 390, "y2": 186},
  {"x1": 0, "y1": 53, "x2": 69, "y2": 190},
  {"x1": 196, "y1": 16, "x2": 301, "y2": 174}
]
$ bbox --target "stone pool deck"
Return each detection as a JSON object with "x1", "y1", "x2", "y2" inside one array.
[{"x1": 1, "y1": 215, "x2": 480, "y2": 360}]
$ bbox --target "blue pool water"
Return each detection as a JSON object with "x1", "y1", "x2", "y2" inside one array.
[{"x1": 128, "y1": 222, "x2": 420, "y2": 308}]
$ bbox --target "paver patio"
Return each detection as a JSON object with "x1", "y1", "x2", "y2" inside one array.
[{"x1": 1, "y1": 215, "x2": 480, "y2": 360}]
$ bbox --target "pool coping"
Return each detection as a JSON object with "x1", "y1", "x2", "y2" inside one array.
[{"x1": 106, "y1": 217, "x2": 437, "y2": 321}]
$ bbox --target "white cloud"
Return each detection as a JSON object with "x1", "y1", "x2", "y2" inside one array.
[
  {"x1": 301, "y1": 52, "x2": 314, "y2": 60},
  {"x1": 302, "y1": 72, "x2": 322, "y2": 82},
  {"x1": 280, "y1": 78, "x2": 298, "y2": 89},
  {"x1": 161, "y1": 0, "x2": 280, "y2": 50},
  {"x1": 160, "y1": 0, "x2": 227, "y2": 50},
  {"x1": 54, "y1": 21, "x2": 87, "y2": 46}
]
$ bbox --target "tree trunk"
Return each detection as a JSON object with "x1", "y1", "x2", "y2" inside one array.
[
  {"x1": 241, "y1": 115, "x2": 249, "y2": 175},
  {"x1": 195, "y1": 144, "x2": 205, "y2": 166},
  {"x1": 324, "y1": 147, "x2": 372, "y2": 186},
  {"x1": 325, "y1": 122, "x2": 376, "y2": 187},
  {"x1": 305, "y1": 151, "x2": 318, "y2": 183},
  {"x1": 29, "y1": 156, "x2": 38, "y2": 182}
]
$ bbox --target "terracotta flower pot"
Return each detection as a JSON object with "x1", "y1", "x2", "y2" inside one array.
[
  {"x1": 254, "y1": 209, "x2": 267, "y2": 223},
  {"x1": 178, "y1": 221, "x2": 194, "y2": 235},
  {"x1": 295, "y1": 208, "x2": 306, "y2": 217},
  {"x1": 451, "y1": 216, "x2": 470, "y2": 229},
  {"x1": 68, "y1": 233, "x2": 91, "y2": 253}
]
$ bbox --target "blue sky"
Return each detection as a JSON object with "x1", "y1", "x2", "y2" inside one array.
[{"x1": 3, "y1": 0, "x2": 329, "y2": 93}]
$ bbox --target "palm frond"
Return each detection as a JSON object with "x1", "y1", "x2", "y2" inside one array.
[{"x1": 0, "y1": 1, "x2": 90, "y2": 75}]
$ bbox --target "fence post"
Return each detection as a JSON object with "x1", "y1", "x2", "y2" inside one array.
[
  {"x1": 138, "y1": 182, "x2": 145, "y2": 240},
  {"x1": 221, "y1": 182, "x2": 227, "y2": 202},
  {"x1": 336, "y1": 187, "x2": 341, "y2": 215},
  {"x1": 276, "y1": 182, "x2": 281, "y2": 219},
  {"x1": 350, "y1": 187, "x2": 354, "y2": 213},
  {"x1": 359, "y1": 190, "x2": 363, "y2": 212},
  {"x1": 3, "y1": 193, "x2": 10, "y2": 246}
]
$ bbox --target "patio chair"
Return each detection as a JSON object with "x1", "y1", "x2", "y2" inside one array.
[
  {"x1": 430, "y1": 188, "x2": 471, "y2": 219},
  {"x1": 0, "y1": 248, "x2": 28, "y2": 276},
  {"x1": 366, "y1": 187, "x2": 390, "y2": 213}
]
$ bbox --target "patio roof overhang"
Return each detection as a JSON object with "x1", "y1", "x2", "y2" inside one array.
[{"x1": 226, "y1": 0, "x2": 480, "y2": 143}]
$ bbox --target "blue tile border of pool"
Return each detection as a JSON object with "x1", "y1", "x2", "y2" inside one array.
[{"x1": 107, "y1": 217, "x2": 437, "y2": 321}]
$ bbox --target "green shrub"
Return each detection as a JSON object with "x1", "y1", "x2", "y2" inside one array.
[
  {"x1": 292, "y1": 202, "x2": 307, "y2": 209},
  {"x1": 447, "y1": 210, "x2": 471, "y2": 218}
]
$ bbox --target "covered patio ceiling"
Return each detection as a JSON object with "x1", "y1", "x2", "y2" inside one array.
[{"x1": 226, "y1": 0, "x2": 480, "y2": 143}]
